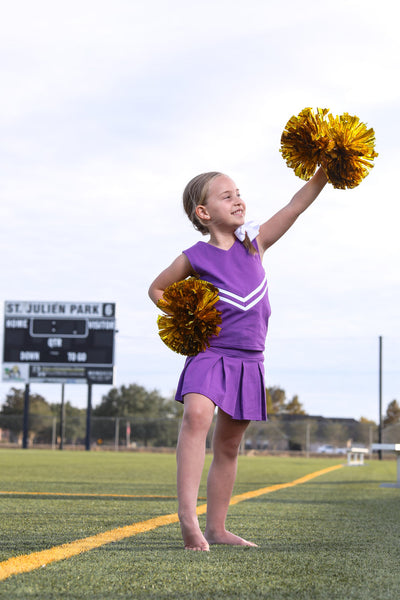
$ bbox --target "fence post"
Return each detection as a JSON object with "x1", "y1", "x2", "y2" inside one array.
[
  {"x1": 22, "y1": 383, "x2": 30, "y2": 449},
  {"x1": 85, "y1": 384, "x2": 92, "y2": 451},
  {"x1": 114, "y1": 417, "x2": 120, "y2": 451},
  {"x1": 306, "y1": 421, "x2": 311, "y2": 458},
  {"x1": 126, "y1": 421, "x2": 131, "y2": 448},
  {"x1": 59, "y1": 383, "x2": 66, "y2": 450},
  {"x1": 52, "y1": 417, "x2": 57, "y2": 449}
]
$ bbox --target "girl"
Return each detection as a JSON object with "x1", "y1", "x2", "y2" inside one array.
[{"x1": 148, "y1": 167, "x2": 328, "y2": 551}]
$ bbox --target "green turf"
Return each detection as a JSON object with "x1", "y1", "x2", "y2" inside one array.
[{"x1": 0, "y1": 449, "x2": 399, "y2": 599}]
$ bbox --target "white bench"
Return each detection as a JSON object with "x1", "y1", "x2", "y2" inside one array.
[
  {"x1": 371, "y1": 443, "x2": 400, "y2": 488},
  {"x1": 347, "y1": 447, "x2": 368, "y2": 466}
]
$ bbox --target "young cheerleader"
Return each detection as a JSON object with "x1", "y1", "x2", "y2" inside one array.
[{"x1": 148, "y1": 167, "x2": 328, "y2": 551}]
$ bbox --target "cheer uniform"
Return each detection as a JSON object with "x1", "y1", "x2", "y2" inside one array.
[{"x1": 175, "y1": 237, "x2": 271, "y2": 421}]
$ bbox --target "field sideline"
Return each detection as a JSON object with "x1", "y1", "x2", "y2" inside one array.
[{"x1": 0, "y1": 450, "x2": 399, "y2": 599}]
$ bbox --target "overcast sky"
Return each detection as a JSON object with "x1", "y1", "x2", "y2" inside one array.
[{"x1": 1, "y1": 0, "x2": 399, "y2": 421}]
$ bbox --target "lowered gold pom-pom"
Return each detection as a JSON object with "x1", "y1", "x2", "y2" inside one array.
[
  {"x1": 320, "y1": 112, "x2": 378, "y2": 189},
  {"x1": 280, "y1": 107, "x2": 378, "y2": 189},
  {"x1": 280, "y1": 107, "x2": 330, "y2": 181},
  {"x1": 157, "y1": 277, "x2": 222, "y2": 356}
]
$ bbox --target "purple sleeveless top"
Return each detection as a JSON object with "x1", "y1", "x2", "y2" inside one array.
[{"x1": 183, "y1": 238, "x2": 271, "y2": 352}]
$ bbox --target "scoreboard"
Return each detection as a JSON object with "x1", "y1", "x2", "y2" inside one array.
[{"x1": 2, "y1": 301, "x2": 116, "y2": 384}]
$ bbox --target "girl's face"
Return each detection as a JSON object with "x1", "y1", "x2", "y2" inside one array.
[{"x1": 196, "y1": 175, "x2": 246, "y2": 231}]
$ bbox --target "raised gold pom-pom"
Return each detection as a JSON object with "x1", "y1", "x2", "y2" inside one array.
[
  {"x1": 320, "y1": 113, "x2": 378, "y2": 189},
  {"x1": 157, "y1": 277, "x2": 222, "y2": 356},
  {"x1": 280, "y1": 107, "x2": 378, "y2": 189}
]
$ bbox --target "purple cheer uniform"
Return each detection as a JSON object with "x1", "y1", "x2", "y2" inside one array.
[{"x1": 175, "y1": 238, "x2": 271, "y2": 421}]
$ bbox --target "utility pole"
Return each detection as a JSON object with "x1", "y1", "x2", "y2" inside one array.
[{"x1": 378, "y1": 336, "x2": 383, "y2": 460}]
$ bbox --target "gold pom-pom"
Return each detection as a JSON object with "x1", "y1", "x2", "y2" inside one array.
[
  {"x1": 280, "y1": 107, "x2": 330, "y2": 181},
  {"x1": 157, "y1": 277, "x2": 222, "y2": 356},
  {"x1": 280, "y1": 107, "x2": 378, "y2": 189},
  {"x1": 320, "y1": 112, "x2": 378, "y2": 189}
]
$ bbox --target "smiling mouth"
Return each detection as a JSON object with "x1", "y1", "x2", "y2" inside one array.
[{"x1": 232, "y1": 208, "x2": 244, "y2": 216}]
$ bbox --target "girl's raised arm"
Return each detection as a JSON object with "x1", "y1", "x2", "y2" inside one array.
[
  {"x1": 257, "y1": 167, "x2": 328, "y2": 255},
  {"x1": 148, "y1": 253, "x2": 194, "y2": 305}
]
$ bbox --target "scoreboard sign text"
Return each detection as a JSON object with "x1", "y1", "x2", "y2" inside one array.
[{"x1": 2, "y1": 301, "x2": 116, "y2": 384}]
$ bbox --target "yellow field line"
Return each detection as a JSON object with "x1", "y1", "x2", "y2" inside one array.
[
  {"x1": 228, "y1": 464, "x2": 344, "y2": 506},
  {"x1": 0, "y1": 491, "x2": 180, "y2": 499},
  {"x1": 0, "y1": 464, "x2": 343, "y2": 581},
  {"x1": 193, "y1": 464, "x2": 343, "y2": 516}
]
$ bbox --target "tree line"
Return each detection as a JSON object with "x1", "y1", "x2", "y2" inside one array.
[{"x1": 1, "y1": 384, "x2": 399, "y2": 448}]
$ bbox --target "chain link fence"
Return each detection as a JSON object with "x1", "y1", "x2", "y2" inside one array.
[
  {"x1": 0, "y1": 413, "x2": 183, "y2": 450},
  {"x1": 1, "y1": 413, "x2": 399, "y2": 455}
]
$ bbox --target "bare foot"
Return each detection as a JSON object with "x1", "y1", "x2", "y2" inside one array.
[
  {"x1": 179, "y1": 516, "x2": 210, "y2": 551},
  {"x1": 204, "y1": 529, "x2": 258, "y2": 547}
]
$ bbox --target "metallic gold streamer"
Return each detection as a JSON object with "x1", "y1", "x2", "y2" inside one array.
[
  {"x1": 280, "y1": 107, "x2": 330, "y2": 180},
  {"x1": 157, "y1": 277, "x2": 221, "y2": 356},
  {"x1": 320, "y1": 112, "x2": 378, "y2": 189}
]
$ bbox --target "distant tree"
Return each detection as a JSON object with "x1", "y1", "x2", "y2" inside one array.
[
  {"x1": 0, "y1": 387, "x2": 52, "y2": 445},
  {"x1": 359, "y1": 416, "x2": 376, "y2": 425},
  {"x1": 384, "y1": 399, "x2": 400, "y2": 426},
  {"x1": 1, "y1": 387, "x2": 49, "y2": 415},
  {"x1": 265, "y1": 388, "x2": 273, "y2": 414},
  {"x1": 266, "y1": 387, "x2": 306, "y2": 415},
  {"x1": 93, "y1": 384, "x2": 174, "y2": 446},
  {"x1": 94, "y1": 384, "x2": 168, "y2": 418},
  {"x1": 267, "y1": 386, "x2": 287, "y2": 414},
  {"x1": 49, "y1": 401, "x2": 86, "y2": 445},
  {"x1": 285, "y1": 395, "x2": 306, "y2": 415}
]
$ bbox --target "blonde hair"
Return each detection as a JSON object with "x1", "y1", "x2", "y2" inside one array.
[
  {"x1": 183, "y1": 172, "x2": 222, "y2": 235},
  {"x1": 182, "y1": 171, "x2": 257, "y2": 255}
]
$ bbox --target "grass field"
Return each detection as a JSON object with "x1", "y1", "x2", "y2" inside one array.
[{"x1": 0, "y1": 449, "x2": 399, "y2": 599}]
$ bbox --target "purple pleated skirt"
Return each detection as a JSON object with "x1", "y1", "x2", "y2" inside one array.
[{"x1": 175, "y1": 346, "x2": 267, "y2": 421}]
